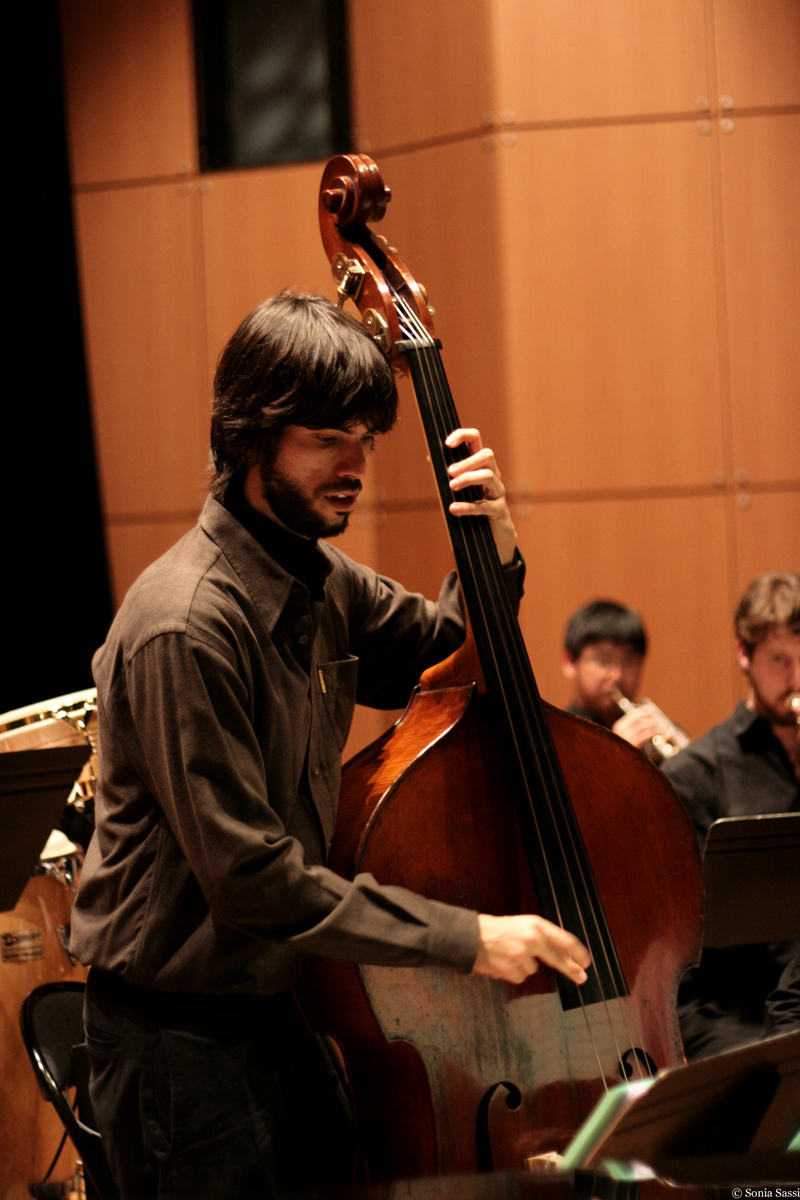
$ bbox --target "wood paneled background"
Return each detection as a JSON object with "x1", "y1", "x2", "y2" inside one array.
[{"x1": 59, "y1": 0, "x2": 799, "y2": 757}]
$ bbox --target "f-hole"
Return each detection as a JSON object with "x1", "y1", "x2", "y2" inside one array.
[
  {"x1": 620, "y1": 1046, "x2": 658, "y2": 1079},
  {"x1": 475, "y1": 1080, "x2": 522, "y2": 1171}
]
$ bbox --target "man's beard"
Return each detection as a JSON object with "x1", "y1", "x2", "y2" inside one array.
[
  {"x1": 760, "y1": 699, "x2": 799, "y2": 727},
  {"x1": 750, "y1": 683, "x2": 799, "y2": 727},
  {"x1": 259, "y1": 460, "x2": 360, "y2": 539}
]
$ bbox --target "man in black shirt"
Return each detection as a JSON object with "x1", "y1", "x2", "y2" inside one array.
[{"x1": 663, "y1": 571, "x2": 800, "y2": 1058}]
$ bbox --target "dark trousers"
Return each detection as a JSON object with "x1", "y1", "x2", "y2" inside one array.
[
  {"x1": 84, "y1": 968, "x2": 354, "y2": 1200},
  {"x1": 678, "y1": 941, "x2": 800, "y2": 1061}
]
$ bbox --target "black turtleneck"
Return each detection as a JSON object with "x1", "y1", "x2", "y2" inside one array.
[
  {"x1": 223, "y1": 485, "x2": 334, "y2": 861},
  {"x1": 224, "y1": 485, "x2": 330, "y2": 601}
]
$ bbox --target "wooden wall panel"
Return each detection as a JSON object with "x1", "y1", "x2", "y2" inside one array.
[
  {"x1": 375, "y1": 510, "x2": 457, "y2": 605},
  {"x1": 342, "y1": 705, "x2": 399, "y2": 764},
  {"x1": 491, "y1": 0, "x2": 708, "y2": 124},
  {"x1": 719, "y1": 114, "x2": 800, "y2": 483},
  {"x1": 59, "y1": 0, "x2": 197, "y2": 185},
  {"x1": 73, "y1": 184, "x2": 208, "y2": 518},
  {"x1": 348, "y1": 0, "x2": 494, "y2": 150},
  {"x1": 367, "y1": 141, "x2": 509, "y2": 504},
  {"x1": 372, "y1": 375, "x2": 435, "y2": 510},
  {"x1": 714, "y1": 0, "x2": 800, "y2": 108},
  {"x1": 200, "y1": 166, "x2": 337, "y2": 387},
  {"x1": 497, "y1": 122, "x2": 723, "y2": 494},
  {"x1": 734, "y1": 490, "x2": 800, "y2": 598},
  {"x1": 512, "y1": 493, "x2": 735, "y2": 738},
  {"x1": 106, "y1": 519, "x2": 197, "y2": 608},
  {"x1": 60, "y1": 0, "x2": 799, "y2": 733}
]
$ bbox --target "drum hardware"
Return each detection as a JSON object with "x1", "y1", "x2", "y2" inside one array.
[
  {"x1": 35, "y1": 832, "x2": 82, "y2": 893},
  {"x1": 0, "y1": 857, "x2": 87, "y2": 1192},
  {"x1": 29, "y1": 850, "x2": 83, "y2": 968},
  {"x1": 0, "y1": 689, "x2": 98, "y2": 813},
  {"x1": 35, "y1": 834, "x2": 83, "y2": 966},
  {"x1": 0, "y1": 691, "x2": 94, "y2": 1194},
  {"x1": 56, "y1": 922, "x2": 77, "y2": 965},
  {"x1": 52, "y1": 698, "x2": 98, "y2": 811}
]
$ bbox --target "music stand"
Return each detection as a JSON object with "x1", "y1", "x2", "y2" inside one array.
[
  {"x1": 561, "y1": 1028, "x2": 800, "y2": 1183},
  {"x1": 702, "y1": 813, "x2": 800, "y2": 947},
  {"x1": 0, "y1": 745, "x2": 91, "y2": 912}
]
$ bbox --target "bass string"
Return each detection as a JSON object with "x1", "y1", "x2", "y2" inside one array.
[
  {"x1": 406, "y1": 342, "x2": 635, "y2": 1085},
  {"x1": 391, "y1": 288, "x2": 653, "y2": 1084},
  {"x1": 394, "y1": 293, "x2": 592, "y2": 918},
  {"x1": 394, "y1": 291, "x2": 596, "y2": 924},
  {"x1": 395, "y1": 319, "x2": 625, "y2": 1082}
]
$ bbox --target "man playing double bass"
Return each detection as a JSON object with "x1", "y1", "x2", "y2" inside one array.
[{"x1": 70, "y1": 292, "x2": 590, "y2": 1200}]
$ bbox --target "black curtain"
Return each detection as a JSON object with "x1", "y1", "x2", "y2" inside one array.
[{"x1": 3, "y1": 1, "x2": 113, "y2": 713}]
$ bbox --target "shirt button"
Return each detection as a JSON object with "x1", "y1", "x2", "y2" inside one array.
[
  {"x1": 312, "y1": 767, "x2": 320, "y2": 777},
  {"x1": 299, "y1": 634, "x2": 309, "y2": 644}
]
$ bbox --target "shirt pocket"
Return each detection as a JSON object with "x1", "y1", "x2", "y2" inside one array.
[{"x1": 317, "y1": 656, "x2": 359, "y2": 751}]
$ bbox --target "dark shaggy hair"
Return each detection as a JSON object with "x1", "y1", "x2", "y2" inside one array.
[
  {"x1": 564, "y1": 600, "x2": 648, "y2": 659},
  {"x1": 210, "y1": 291, "x2": 398, "y2": 499},
  {"x1": 735, "y1": 571, "x2": 800, "y2": 654}
]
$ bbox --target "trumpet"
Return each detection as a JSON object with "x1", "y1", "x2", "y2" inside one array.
[
  {"x1": 609, "y1": 687, "x2": 690, "y2": 762},
  {"x1": 789, "y1": 692, "x2": 800, "y2": 744}
]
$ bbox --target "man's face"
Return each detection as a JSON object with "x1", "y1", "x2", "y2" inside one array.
[
  {"x1": 253, "y1": 423, "x2": 375, "y2": 539},
  {"x1": 562, "y1": 640, "x2": 645, "y2": 721},
  {"x1": 737, "y1": 625, "x2": 800, "y2": 725}
]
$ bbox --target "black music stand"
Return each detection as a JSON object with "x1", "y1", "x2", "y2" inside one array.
[
  {"x1": 701, "y1": 812, "x2": 800, "y2": 948},
  {"x1": 0, "y1": 745, "x2": 91, "y2": 912},
  {"x1": 561, "y1": 1028, "x2": 800, "y2": 1183},
  {"x1": 562, "y1": 814, "x2": 800, "y2": 1180}
]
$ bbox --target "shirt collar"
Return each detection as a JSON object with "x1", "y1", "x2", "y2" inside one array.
[
  {"x1": 731, "y1": 699, "x2": 776, "y2": 748},
  {"x1": 223, "y1": 485, "x2": 331, "y2": 598},
  {"x1": 198, "y1": 496, "x2": 333, "y2": 636}
]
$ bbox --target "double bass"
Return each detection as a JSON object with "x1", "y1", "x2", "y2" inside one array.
[{"x1": 296, "y1": 154, "x2": 703, "y2": 1178}]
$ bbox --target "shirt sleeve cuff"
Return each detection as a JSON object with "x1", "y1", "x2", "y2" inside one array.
[
  {"x1": 500, "y1": 547, "x2": 526, "y2": 606},
  {"x1": 423, "y1": 901, "x2": 481, "y2": 972}
]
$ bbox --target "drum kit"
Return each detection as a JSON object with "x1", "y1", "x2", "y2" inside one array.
[{"x1": 0, "y1": 689, "x2": 97, "y2": 1198}]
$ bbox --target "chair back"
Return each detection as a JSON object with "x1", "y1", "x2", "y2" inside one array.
[{"x1": 20, "y1": 981, "x2": 120, "y2": 1200}]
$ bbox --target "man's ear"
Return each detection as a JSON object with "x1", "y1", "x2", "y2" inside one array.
[
  {"x1": 735, "y1": 638, "x2": 751, "y2": 674},
  {"x1": 562, "y1": 651, "x2": 577, "y2": 681}
]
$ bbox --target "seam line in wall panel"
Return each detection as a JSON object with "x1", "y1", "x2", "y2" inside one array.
[
  {"x1": 340, "y1": 482, "x2": 800, "y2": 517},
  {"x1": 730, "y1": 105, "x2": 800, "y2": 120},
  {"x1": 107, "y1": 512, "x2": 202, "y2": 526},
  {"x1": 745, "y1": 480, "x2": 800, "y2": 495},
  {"x1": 364, "y1": 114, "x2": 707, "y2": 161},
  {"x1": 514, "y1": 110, "x2": 718, "y2": 133},
  {"x1": 192, "y1": 179, "x2": 211, "y2": 474},
  {"x1": 704, "y1": 0, "x2": 740, "y2": 706},
  {"x1": 104, "y1": 478, "x2": 799, "y2": 528},
  {"x1": 73, "y1": 173, "x2": 198, "y2": 194},
  {"x1": 363, "y1": 105, "x2": 799, "y2": 162},
  {"x1": 71, "y1": 108, "x2": 799, "y2": 195}
]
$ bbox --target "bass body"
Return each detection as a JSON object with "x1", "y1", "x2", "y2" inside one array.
[{"x1": 296, "y1": 153, "x2": 703, "y2": 1180}]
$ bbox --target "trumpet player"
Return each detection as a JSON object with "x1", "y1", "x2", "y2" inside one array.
[
  {"x1": 663, "y1": 571, "x2": 800, "y2": 1059},
  {"x1": 664, "y1": 570, "x2": 800, "y2": 840},
  {"x1": 561, "y1": 599, "x2": 672, "y2": 753}
]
